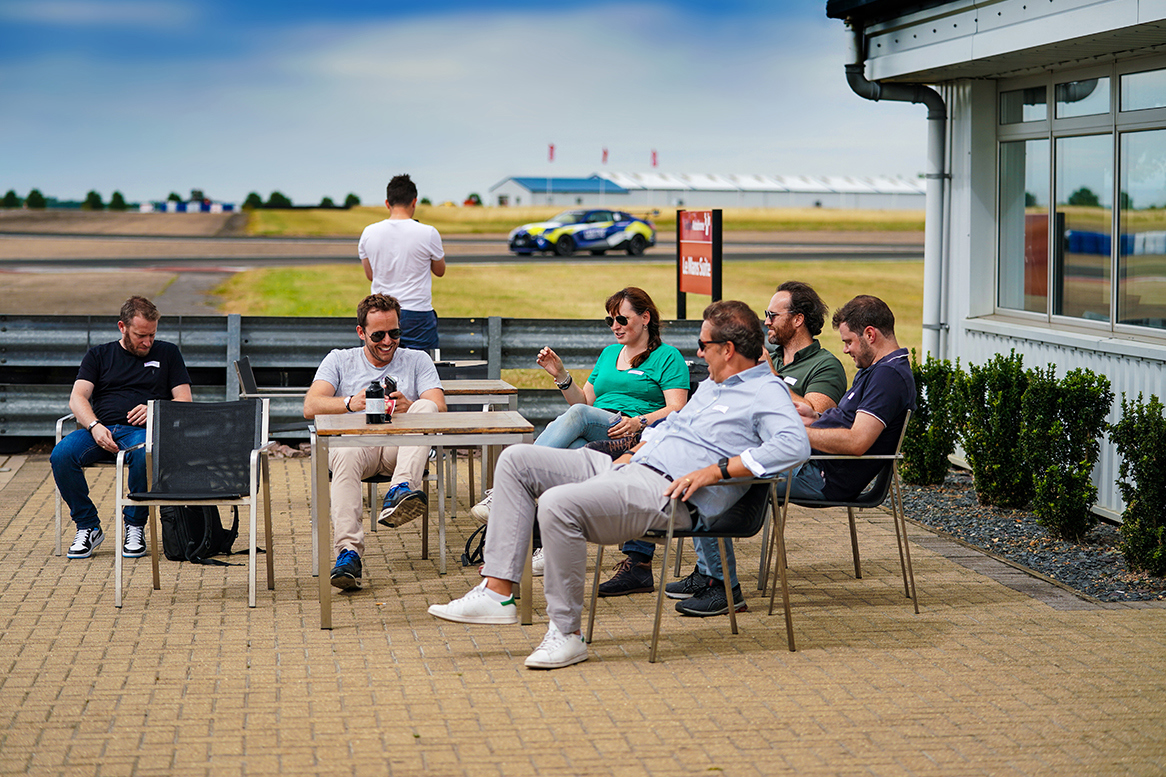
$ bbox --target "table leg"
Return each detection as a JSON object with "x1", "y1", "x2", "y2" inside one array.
[{"x1": 315, "y1": 438, "x2": 332, "y2": 629}]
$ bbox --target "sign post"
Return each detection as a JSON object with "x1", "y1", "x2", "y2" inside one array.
[{"x1": 676, "y1": 209, "x2": 722, "y2": 318}]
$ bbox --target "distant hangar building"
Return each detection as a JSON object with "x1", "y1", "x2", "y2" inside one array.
[{"x1": 488, "y1": 172, "x2": 925, "y2": 210}]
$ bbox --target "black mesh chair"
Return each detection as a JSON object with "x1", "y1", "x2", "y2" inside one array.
[
  {"x1": 585, "y1": 472, "x2": 800, "y2": 662},
  {"x1": 786, "y1": 410, "x2": 918, "y2": 614},
  {"x1": 112, "y1": 399, "x2": 276, "y2": 608}
]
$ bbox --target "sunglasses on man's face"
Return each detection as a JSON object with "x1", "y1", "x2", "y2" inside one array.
[
  {"x1": 366, "y1": 328, "x2": 402, "y2": 343},
  {"x1": 697, "y1": 339, "x2": 727, "y2": 352},
  {"x1": 604, "y1": 315, "x2": 630, "y2": 327}
]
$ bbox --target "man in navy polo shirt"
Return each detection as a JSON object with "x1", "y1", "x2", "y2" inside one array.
[
  {"x1": 678, "y1": 294, "x2": 916, "y2": 615},
  {"x1": 51, "y1": 296, "x2": 192, "y2": 560}
]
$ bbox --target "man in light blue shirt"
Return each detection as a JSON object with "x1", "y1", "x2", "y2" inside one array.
[{"x1": 429, "y1": 300, "x2": 809, "y2": 670}]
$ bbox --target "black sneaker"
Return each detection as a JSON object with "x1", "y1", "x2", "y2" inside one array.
[
  {"x1": 330, "y1": 549, "x2": 362, "y2": 590},
  {"x1": 597, "y1": 557, "x2": 654, "y2": 597},
  {"x1": 122, "y1": 524, "x2": 147, "y2": 558},
  {"x1": 378, "y1": 483, "x2": 428, "y2": 527},
  {"x1": 665, "y1": 566, "x2": 707, "y2": 600},
  {"x1": 675, "y1": 578, "x2": 747, "y2": 617},
  {"x1": 67, "y1": 527, "x2": 104, "y2": 559}
]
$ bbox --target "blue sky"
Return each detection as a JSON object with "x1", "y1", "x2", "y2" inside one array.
[{"x1": 0, "y1": 0, "x2": 926, "y2": 206}]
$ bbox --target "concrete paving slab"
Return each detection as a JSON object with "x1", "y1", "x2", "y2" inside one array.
[{"x1": 0, "y1": 455, "x2": 1163, "y2": 776}]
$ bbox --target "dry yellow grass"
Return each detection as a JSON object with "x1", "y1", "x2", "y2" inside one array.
[
  {"x1": 215, "y1": 258, "x2": 922, "y2": 385},
  {"x1": 246, "y1": 205, "x2": 925, "y2": 237}
]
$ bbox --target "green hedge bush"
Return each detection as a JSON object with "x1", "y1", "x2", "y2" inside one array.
[
  {"x1": 901, "y1": 351, "x2": 962, "y2": 485},
  {"x1": 958, "y1": 350, "x2": 1032, "y2": 508},
  {"x1": 1110, "y1": 393, "x2": 1166, "y2": 576},
  {"x1": 1020, "y1": 365, "x2": 1113, "y2": 540}
]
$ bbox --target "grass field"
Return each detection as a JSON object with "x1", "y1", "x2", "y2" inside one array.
[
  {"x1": 215, "y1": 258, "x2": 923, "y2": 386},
  {"x1": 246, "y1": 205, "x2": 925, "y2": 237}
]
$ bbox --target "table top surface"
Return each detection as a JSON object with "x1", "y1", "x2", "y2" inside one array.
[
  {"x1": 314, "y1": 410, "x2": 532, "y2": 436},
  {"x1": 440, "y1": 379, "x2": 516, "y2": 395}
]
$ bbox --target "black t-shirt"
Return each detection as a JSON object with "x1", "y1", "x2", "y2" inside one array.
[{"x1": 76, "y1": 340, "x2": 191, "y2": 426}]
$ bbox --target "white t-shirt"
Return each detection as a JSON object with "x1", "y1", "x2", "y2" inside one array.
[
  {"x1": 358, "y1": 218, "x2": 444, "y2": 311},
  {"x1": 312, "y1": 346, "x2": 443, "y2": 403}
]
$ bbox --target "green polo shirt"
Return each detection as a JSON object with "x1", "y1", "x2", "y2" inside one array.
[{"x1": 771, "y1": 339, "x2": 846, "y2": 404}]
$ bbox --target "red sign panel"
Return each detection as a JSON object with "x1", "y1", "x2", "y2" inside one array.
[{"x1": 678, "y1": 210, "x2": 713, "y2": 296}]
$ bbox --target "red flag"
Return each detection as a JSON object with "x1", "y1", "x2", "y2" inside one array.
[
  {"x1": 548, "y1": 143, "x2": 555, "y2": 162},
  {"x1": 651, "y1": 149, "x2": 658, "y2": 167},
  {"x1": 602, "y1": 148, "x2": 608, "y2": 164}
]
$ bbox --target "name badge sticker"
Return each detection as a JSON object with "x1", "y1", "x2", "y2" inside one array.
[
  {"x1": 712, "y1": 404, "x2": 729, "y2": 414},
  {"x1": 783, "y1": 376, "x2": 797, "y2": 386},
  {"x1": 145, "y1": 360, "x2": 161, "y2": 368},
  {"x1": 628, "y1": 369, "x2": 645, "y2": 376}
]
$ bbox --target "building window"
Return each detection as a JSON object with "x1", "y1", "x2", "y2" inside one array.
[
  {"x1": 998, "y1": 139, "x2": 1049, "y2": 313},
  {"x1": 1054, "y1": 134, "x2": 1112, "y2": 322},
  {"x1": 997, "y1": 62, "x2": 1166, "y2": 335},
  {"x1": 1119, "y1": 129, "x2": 1166, "y2": 330}
]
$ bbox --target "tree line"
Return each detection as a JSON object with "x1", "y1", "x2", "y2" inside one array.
[{"x1": 1, "y1": 189, "x2": 364, "y2": 210}]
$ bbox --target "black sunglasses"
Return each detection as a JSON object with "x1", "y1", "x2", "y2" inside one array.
[
  {"x1": 367, "y1": 328, "x2": 402, "y2": 343},
  {"x1": 697, "y1": 339, "x2": 728, "y2": 351},
  {"x1": 604, "y1": 315, "x2": 630, "y2": 327}
]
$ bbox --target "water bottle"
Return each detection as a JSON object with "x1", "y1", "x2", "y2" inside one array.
[{"x1": 365, "y1": 380, "x2": 386, "y2": 424}]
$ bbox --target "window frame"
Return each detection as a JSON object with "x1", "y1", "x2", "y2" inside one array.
[{"x1": 996, "y1": 56, "x2": 1166, "y2": 339}]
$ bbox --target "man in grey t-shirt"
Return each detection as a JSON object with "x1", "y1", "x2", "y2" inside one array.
[{"x1": 304, "y1": 294, "x2": 446, "y2": 590}]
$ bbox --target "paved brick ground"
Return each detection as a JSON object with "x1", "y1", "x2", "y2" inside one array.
[{"x1": 1, "y1": 454, "x2": 1163, "y2": 776}]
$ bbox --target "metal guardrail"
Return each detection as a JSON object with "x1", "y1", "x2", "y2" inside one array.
[{"x1": 0, "y1": 314, "x2": 703, "y2": 441}]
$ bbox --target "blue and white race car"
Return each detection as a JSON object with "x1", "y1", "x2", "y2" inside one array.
[{"x1": 508, "y1": 209, "x2": 656, "y2": 257}]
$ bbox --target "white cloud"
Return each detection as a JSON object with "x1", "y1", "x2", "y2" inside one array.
[{"x1": 0, "y1": 3, "x2": 928, "y2": 204}]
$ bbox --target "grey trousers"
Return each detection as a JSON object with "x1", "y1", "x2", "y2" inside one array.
[{"x1": 482, "y1": 445, "x2": 693, "y2": 634}]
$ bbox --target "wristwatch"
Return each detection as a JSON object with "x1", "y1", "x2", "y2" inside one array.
[
  {"x1": 87, "y1": 419, "x2": 101, "y2": 431},
  {"x1": 638, "y1": 415, "x2": 648, "y2": 430},
  {"x1": 717, "y1": 456, "x2": 732, "y2": 480}
]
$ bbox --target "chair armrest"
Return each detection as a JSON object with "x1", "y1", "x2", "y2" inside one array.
[
  {"x1": 807, "y1": 453, "x2": 902, "y2": 461},
  {"x1": 242, "y1": 387, "x2": 308, "y2": 397},
  {"x1": 55, "y1": 413, "x2": 78, "y2": 444}
]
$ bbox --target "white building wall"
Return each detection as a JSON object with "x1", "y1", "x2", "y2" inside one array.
[{"x1": 939, "y1": 78, "x2": 1166, "y2": 518}]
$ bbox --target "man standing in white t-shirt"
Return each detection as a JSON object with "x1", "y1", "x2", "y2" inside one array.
[{"x1": 359, "y1": 174, "x2": 446, "y2": 352}]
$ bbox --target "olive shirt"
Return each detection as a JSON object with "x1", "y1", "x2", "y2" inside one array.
[{"x1": 771, "y1": 339, "x2": 847, "y2": 405}]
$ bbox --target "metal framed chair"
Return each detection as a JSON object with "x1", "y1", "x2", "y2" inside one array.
[
  {"x1": 112, "y1": 398, "x2": 276, "y2": 608},
  {"x1": 781, "y1": 410, "x2": 918, "y2": 614},
  {"x1": 52, "y1": 413, "x2": 114, "y2": 557},
  {"x1": 585, "y1": 472, "x2": 800, "y2": 662}
]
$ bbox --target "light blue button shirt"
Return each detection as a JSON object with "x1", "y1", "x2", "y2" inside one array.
[{"x1": 631, "y1": 362, "x2": 810, "y2": 518}]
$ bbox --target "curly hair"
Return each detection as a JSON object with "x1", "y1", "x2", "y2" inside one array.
[
  {"x1": 776, "y1": 280, "x2": 828, "y2": 337},
  {"x1": 357, "y1": 293, "x2": 402, "y2": 329}
]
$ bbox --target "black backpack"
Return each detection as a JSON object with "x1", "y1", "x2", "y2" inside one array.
[{"x1": 159, "y1": 505, "x2": 241, "y2": 565}]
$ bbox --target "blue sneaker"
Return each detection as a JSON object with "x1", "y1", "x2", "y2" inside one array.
[
  {"x1": 378, "y1": 482, "x2": 427, "y2": 528},
  {"x1": 330, "y1": 549, "x2": 362, "y2": 590}
]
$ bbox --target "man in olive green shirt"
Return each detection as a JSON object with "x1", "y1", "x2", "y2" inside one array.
[{"x1": 764, "y1": 280, "x2": 846, "y2": 412}]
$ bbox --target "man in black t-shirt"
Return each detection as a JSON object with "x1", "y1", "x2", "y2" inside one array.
[{"x1": 50, "y1": 296, "x2": 192, "y2": 559}]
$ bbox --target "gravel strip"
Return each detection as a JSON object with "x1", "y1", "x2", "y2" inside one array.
[{"x1": 901, "y1": 469, "x2": 1166, "y2": 602}]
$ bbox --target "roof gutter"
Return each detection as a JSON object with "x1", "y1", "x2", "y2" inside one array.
[{"x1": 845, "y1": 22, "x2": 947, "y2": 360}]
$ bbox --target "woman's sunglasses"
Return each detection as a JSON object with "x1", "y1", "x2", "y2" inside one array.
[
  {"x1": 604, "y1": 315, "x2": 630, "y2": 327},
  {"x1": 366, "y1": 328, "x2": 402, "y2": 343}
]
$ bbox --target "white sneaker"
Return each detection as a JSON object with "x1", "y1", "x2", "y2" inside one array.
[
  {"x1": 469, "y1": 489, "x2": 492, "y2": 524},
  {"x1": 67, "y1": 527, "x2": 104, "y2": 559},
  {"x1": 428, "y1": 581, "x2": 518, "y2": 625},
  {"x1": 524, "y1": 623, "x2": 589, "y2": 669},
  {"x1": 531, "y1": 547, "x2": 545, "y2": 576},
  {"x1": 122, "y1": 524, "x2": 147, "y2": 558}
]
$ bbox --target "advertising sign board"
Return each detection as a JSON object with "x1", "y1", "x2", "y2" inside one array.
[{"x1": 676, "y1": 209, "x2": 721, "y2": 318}]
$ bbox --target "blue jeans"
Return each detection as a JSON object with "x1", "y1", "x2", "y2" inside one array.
[
  {"x1": 693, "y1": 461, "x2": 827, "y2": 588},
  {"x1": 534, "y1": 403, "x2": 621, "y2": 449},
  {"x1": 50, "y1": 425, "x2": 148, "y2": 530},
  {"x1": 399, "y1": 309, "x2": 439, "y2": 352}
]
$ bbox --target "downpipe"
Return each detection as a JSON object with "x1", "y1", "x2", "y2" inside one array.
[{"x1": 845, "y1": 23, "x2": 947, "y2": 360}]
